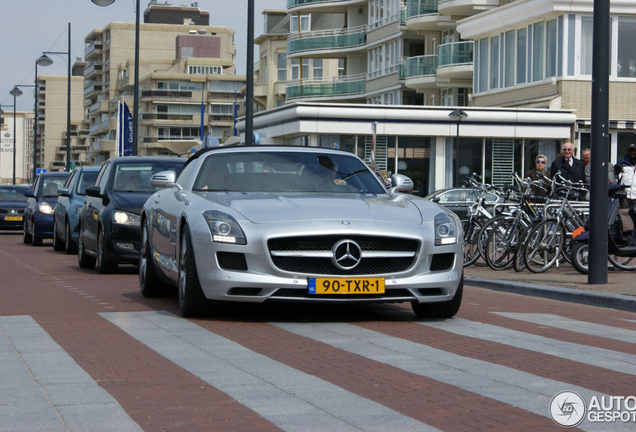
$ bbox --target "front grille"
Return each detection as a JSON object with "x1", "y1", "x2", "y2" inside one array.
[
  {"x1": 217, "y1": 252, "x2": 248, "y2": 271},
  {"x1": 272, "y1": 288, "x2": 415, "y2": 300},
  {"x1": 430, "y1": 253, "x2": 455, "y2": 271},
  {"x1": 0, "y1": 209, "x2": 24, "y2": 215},
  {"x1": 268, "y1": 235, "x2": 418, "y2": 275}
]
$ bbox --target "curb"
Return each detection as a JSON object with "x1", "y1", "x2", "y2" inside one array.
[{"x1": 465, "y1": 276, "x2": 636, "y2": 313}]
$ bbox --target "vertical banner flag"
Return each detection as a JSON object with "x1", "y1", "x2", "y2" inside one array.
[{"x1": 117, "y1": 100, "x2": 134, "y2": 157}]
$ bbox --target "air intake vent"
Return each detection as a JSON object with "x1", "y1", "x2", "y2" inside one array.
[
  {"x1": 430, "y1": 253, "x2": 455, "y2": 271},
  {"x1": 217, "y1": 252, "x2": 247, "y2": 271}
]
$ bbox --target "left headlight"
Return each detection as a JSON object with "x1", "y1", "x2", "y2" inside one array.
[
  {"x1": 38, "y1": 202, "x2": 54, "y2": 215},
  {"x1": 434, "y1": 212, "x2": 458, "y2": 246},
  {"x1": 203, "y1": 210, "x2": 246, "y2": 245},
  {"x1": 113, "y1": 210, "x2": 140, "y2": 226}
]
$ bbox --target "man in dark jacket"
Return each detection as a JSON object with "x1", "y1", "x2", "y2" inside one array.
[{"x1": 550, "y1": 142, "x2": 586, "y2": 184}]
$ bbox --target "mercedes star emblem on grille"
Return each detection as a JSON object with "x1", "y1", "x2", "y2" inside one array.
[
  {"x1": 10, "y1": 209, "x2": 17, "y2": 215},
  {"x1": 332, "y1": 239, "x2": 362, "y2": 270}
]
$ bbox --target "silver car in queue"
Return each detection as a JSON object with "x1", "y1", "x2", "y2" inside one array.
[{"x1": 139, "y1": 146, "x2": 464, "y2": 318}]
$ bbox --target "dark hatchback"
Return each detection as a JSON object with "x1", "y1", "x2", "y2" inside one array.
[
  {"x1": 424, "y1": 187, "x2": 503, "y2": 219},
  {"x1": 24, "y1": 172, "x2": 71, "y2": 245},
  {"x1": 77, "y1": 156, "x2": 186, "y2": 273},
  {"x1": 52, "y1": 166, "x2": 100, "y2": 253},
  {"x1": 0, "y1": 185, "x2": 31, "y2": 230}
]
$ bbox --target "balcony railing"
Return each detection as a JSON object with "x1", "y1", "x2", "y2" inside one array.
[
  {"x1": 142, "y1": 135, "x2": 199, "y2": 143},
  {"x1": 437, "y1": 41, "x2": 474, "y2": 67},
  {"x1": 286, "y1": 73, "x2": 366, "y2": 99},
  {"x1": 140, "y1": 90, "x2": 193, "y2": 98},
  {"x1": 84, "y1": 83, "x2": 102, "y2": 96},
  {"x1": 141, "y1": 113, "x2": 194, "y2": 121},
  {"x1": 84, "y1": 62, "x2": 103, "y2": 77},
  {"x1": 406, "y1": 0, "x2": 438, "y2": 18},
  {"x1": 84, "y1": 40, "x2": 102, "y2": 58},
  {"x1": 400, "y1": 55, "x2": 438, "y2": 78},
  {"x1": 287, "y1": 25, "x2": 367, "y2": 54}
]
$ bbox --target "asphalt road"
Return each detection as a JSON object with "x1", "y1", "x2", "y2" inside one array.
[{"x1": 1, "y1": 232, "x2": 636, "y2": 431}]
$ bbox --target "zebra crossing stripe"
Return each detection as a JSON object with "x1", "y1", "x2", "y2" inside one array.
[
  {"x1": 416, "y1": 317, "x2": 636, "y2": 375},
  {"x1": 99, "y1": 311, "x2": 440, "y2": 432},
  {"x1": 493, "y1": 313, "x2": 636, "y2": 344},
  {"x1": 0, "y1": 316, "x2": 142, "y2": 432},
  {"x1": 272, "y1": 321, "x2": 632, "y2": 432}
]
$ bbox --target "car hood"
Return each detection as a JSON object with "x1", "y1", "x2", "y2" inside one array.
[
  {"x1": 197, "y1": 192, "x2": 430, "y2": 225},
  {"x1": 110, "y1": 192, "x2": 153, "y2": 215}
]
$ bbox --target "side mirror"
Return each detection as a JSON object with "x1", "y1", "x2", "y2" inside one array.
[
  {"x1": 390, "y1": 174, "x2": 414, "y2": 194},
  {"x1": 431, "y1": 196, "x2": 440, "y2": 203},
  {"x1": 85, "y1": 186, "x2": 102, "y2": 197},
  {"x1": 151, "y1": 170, "x2": 180, "y2": 189},
  {"x1": 57, "y1": 188, "x2": 71, "y2": 197},
  {"x1": 24, "y1": 189, "x2": 35, "y2": 198}
]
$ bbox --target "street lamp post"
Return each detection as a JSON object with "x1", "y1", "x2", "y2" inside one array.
[
  {"x1": 448, "y1": 109, "x2": 468, "y2": 183},
  {"x1": 39, "y1": 22, "x2": 72, "y2": 171},
  {"x1": 32, "y1": 55, "x2": 54, "y2": 180},
  {"x1": 9, "y1": 87, "x2": 24, "y2": 185},
  {"x1": 92, "y1": 0, "x2": 139, "y2": 156}
]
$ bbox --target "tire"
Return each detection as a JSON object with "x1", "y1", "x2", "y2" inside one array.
[
  {"x1": 608, "y1": 255, "x2": 636, "y2": 271},
  {"x1": 52, "y1": 221, "x2": 65, "y2": 251},
  {"x1": 524, "y1": 219, "x2": 564, "y2": 273},
  {"x1": 178, "y1": 225, "x2": 217, "y2": 317},
  {"x1": 513, "y1": 229, "x2": 529, "y2": 272},
  {"x1": 65, "y1": 221, "x2": 78, "y2": 254},
  {"x1": 412, "y1": 274, "x2": 463, "y2": 318},
  {"x1": 484, "y1": 219, "x2": 518, "y2": 270},
  {"x1": 462, "y1": 219, "x2": 482, "y2": 267},
  {"x1": 139, "y1": 222, "x2": 171, "y2": 297},
  {"x1": 477, "y1": 216, "x2": 507, "y2": 262},
  {"x1": 23, "y1": 219, "x2": 32, "y2": 244},
  {"x1": 97, "y1": 229, "x2": 118, "y2": 274},
  {"x1": 32, "y1": 221, "x2": 43, "y2": 246},
  {"x1": 77, "y1": 229, "x2": 96, "y2": 269},
  {"x1": 570, "y1": 241, "x2": 589, "y2": 274}
]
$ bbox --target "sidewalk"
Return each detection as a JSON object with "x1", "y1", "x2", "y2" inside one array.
[{"x1": 464, "y1": 263, "x2": 636, "y2": 312}]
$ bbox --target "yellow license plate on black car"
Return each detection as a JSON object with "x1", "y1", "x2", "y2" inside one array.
[
  {"x1": 308, "y1": 277, "x2": 385, "y2": 294},
  {"x1": 3, "y1": 216, "x2": 22, "y2": 221}
]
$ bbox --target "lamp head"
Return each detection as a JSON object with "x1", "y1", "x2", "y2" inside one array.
[
  {"x1": 92, "y1": 0, "x2": 116, "y2": 5},
  {"x1": 10, "y1": 86, "x2": 23, "y2": 97},
  {"x1": 36, "y1": 54, "x2": 54, "y2": 67},
  {"x1": 448, "y1": 109, "x2": 468, "y2": 122}
]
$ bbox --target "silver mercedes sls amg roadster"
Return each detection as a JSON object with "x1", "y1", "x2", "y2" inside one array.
[{"x1": 139, "y1": 146, "x2": 464, "y2": 318}]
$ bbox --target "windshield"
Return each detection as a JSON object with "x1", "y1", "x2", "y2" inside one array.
[
  {"x1": 193, "y1": 151, "x2": 387, "y2": 194},
  {"x1": 41, "y1": 178, "x2": 68, "y2": 197},
  {"x1": 113, "y1": 161, "x2": 185, "y2": 193},
  {"x1": 76, "y1": 171, "x2": 99, "y2": 195},
  {"x1": 0, "y1": 187, "x2": 29, "y2": 202}
]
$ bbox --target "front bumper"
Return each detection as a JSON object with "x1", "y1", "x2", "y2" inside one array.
[
  {"x1": 105, "y1": 223, "x2": 141, "y2": 264},
  {"x1": 34, "y1": 212, "x2": 54, "y2": 238}
]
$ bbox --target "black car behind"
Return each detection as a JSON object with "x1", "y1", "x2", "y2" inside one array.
[
  {"x1": 77, "y1": 156, "x2": 186, "y2": 273},
  {"x1": 0, "y1": 185, "x2": 30, "y2": 230}
]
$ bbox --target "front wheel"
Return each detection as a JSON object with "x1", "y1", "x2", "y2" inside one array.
[
  {"x1": 52, "y1": 221, "x2": 65, "y2": 251},
  {"x1": 139, "y1": 222, "x2": 171, "y2": 297},
  {"x1": 412, "y1": 274, "x2": 463, "y2": 318},
  {"x1": 570, "y1": 241, "x2": 589, "y2": 275},
  {"x1": 97, "y1": 229, "x2": 118, "y2": 274},
  {"x1": 23, "y1": 219, "x2": 32, "y2": 244},
  {"x1": 609, "y1": 255, "x2": 636, "y2": 271},
  {"x1": 524, "y1": 219, "x2": 564, "y2": 273},
  {"x1": 65, "y1": 222, "x2": 78, "y2": 254},
  {"x1": 77, "y1": 229, "x2": 96, "y2": 269},
  {"x1": 178, "y1": 225, "x2": 218, "y2": 317},
  {"x1": 32, "y1": 221, "x2": 42, "y2": 247},
  {"x1": 462, "y1": 220, "x2": 482, "y2": 267}
]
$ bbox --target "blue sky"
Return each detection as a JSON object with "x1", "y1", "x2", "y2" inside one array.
[{"x1": 1, "y1": 0, "x2": 284, "y2": 111}]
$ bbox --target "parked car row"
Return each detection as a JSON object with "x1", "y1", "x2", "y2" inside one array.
[{"x1": 5, "y1": 148, "x2": 465, "y2": 319}]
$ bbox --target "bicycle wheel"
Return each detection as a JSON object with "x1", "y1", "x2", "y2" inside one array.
[
  {"x1": 524, "y1": 219, "x2": 564, "y2": 273},
  {"x1": 474, "y1": 216, "x2": 507, "y2": 267},
  {"x1": 485, "y1": 219, "x2": 520, "y2": 270},
  {"x1": 609, "y1": 255, "x2": 636, "y2": 271},
  {"x1": 513, "y1": 228, "x2": 529, "y2": 272},
  {"x1": 462, "y1": 219, "x2": 483, "y2": 267}
]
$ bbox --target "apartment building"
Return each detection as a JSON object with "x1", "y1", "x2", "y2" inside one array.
[
  {"x1": 36, "y1": 73, "x2": 89, "y2": 173},
  {"x1": 0, "y1": 111, "x2": 33, "y2": 184},
  {"x1": 83, "y1": 2, "x2": 243, "y2": 164}
]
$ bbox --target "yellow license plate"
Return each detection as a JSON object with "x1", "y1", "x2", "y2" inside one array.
[
  {"x1": 308, "y1": 277, "x2": 385, "y2": 294},
  {"x1": 3, "y1": 216, "x2": 22, "y2": 221}
]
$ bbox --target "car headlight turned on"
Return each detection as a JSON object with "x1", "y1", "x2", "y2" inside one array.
[
  {"x1": 434, "y1": 212, "x2": 458, "y2": 246},
  {"x1": 38, "y1": 202, "x2": 54, "y2": 215},
  {"x1": 203, "y1": 210, "x2": 246, "y2": 245},
  {"x1": 113, "y1": 210, "x2": 140, "y2": 226}
]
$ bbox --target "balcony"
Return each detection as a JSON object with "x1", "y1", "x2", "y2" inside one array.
[
  {"x1": 84, "y1": 82, "x2": 103, "y2": 97},
  {"x1": 404, "y1": 0, "x2": 454, "y2": 31},
  {"x1": 84, "y1": 62, "x2": 103, "y2": 79},
  {"x1": 436, "y1": 41, "x2": 473, "y2": 80},
  {"x1": 84, "y1": 40, "x2": 103, "y2": 59},
  {"x1": 286, "y1": 73, "x2": 365, "y2": 100},
  {"x1": 141, "y1": 113, "x2": 194, "y2": 122},
  {"x1": 140, "y1": 90, "x2": 193, "y2": 99},
  {"x1": 287, "y1": 0, "x2": 367, "y2": 13},
  {"x1": 94, "y1": 139, "x2": 115, "y2": 152},
  {"x1": 401, "y1": 55, "x2": 438, "y2": 90},
  {"x1": 438, "y1": 0, "x2": 498, "y2": 18},
  {"x1": 287, "y1": 25, "x2": 367, "y2": 59}
]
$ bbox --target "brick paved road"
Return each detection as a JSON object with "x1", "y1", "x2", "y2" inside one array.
[{"x1": 1, "y1": 233, "x2": 636, "y2": 431}]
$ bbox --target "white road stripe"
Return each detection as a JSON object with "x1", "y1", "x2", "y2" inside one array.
[
  {"x1": 0, "y1": 316, "x2": 141, "y2": 432},
  {"x1": 273, "y1": 321, "x2": 627, "y2": 432},
  {"x1": 417, "y1": 317, "x2": 636, "y2": 374},
  {"x1": 100, "y1": 311, "x2": 439, "y2": 432},
  {"x1": 493, "y1": 313, "x2": 636, "y2": 344}
]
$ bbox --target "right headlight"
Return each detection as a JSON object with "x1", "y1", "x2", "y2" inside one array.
[
  {"x1": 434, "y1": 212, "x2": 458, "y2": 246},
  {"x1": 203, "y1": 210, "x2": 246, "y2": 245}
]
